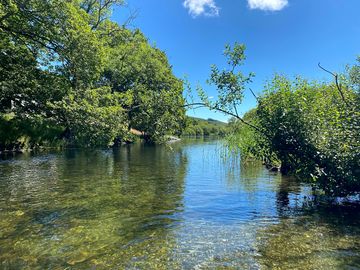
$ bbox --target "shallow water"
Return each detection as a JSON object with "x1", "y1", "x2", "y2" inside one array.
[{"x1": 0, "y1": 139, "x2": 359, "y2": 269}]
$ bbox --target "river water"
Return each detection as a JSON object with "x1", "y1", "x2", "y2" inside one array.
[{"x1": 0, "y1": 139, "x2": 359, "y2": 269}]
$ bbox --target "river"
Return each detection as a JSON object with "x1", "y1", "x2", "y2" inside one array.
[{"x1": 0, "y1": 139, "x2": 359, "y2": 269}]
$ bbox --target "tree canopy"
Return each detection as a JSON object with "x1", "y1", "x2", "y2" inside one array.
[{"x1": 0, "y1": 0, "x2": 186, "y2": 149}]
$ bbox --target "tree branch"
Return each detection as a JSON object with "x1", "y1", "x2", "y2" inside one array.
[
  {"x1": 121, "y1": 8, "x2": 138, "y2": 29},
  {"x1": 318, "y1": 62, "x2": 349, "y2": 106},
  {"x1": 91, "y1": 0, "x2": 120, "y2": 30},
  {"x1": 233, "y1": 101, "x2": 239, "y2": 118},
  {"x1": 184, "y1": 102, "x2": 269, "y2": 139},
  {"x1": 0, "y1": 24, "x2": 62, "y2": 52},
  {"x1": 249, "y1": 88, "x2": 259, "y2": 102}
]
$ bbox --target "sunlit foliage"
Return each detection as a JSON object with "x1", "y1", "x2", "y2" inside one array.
[{"x1": 0, "y1": 0, "x2": 186, "y2": 149}]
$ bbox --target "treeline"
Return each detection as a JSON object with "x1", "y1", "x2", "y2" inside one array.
[
  {"x1": 0, "y1": 0, "x2": 186, "y2": 151},
  {"x1": 182, "y1": 117, "x2": 228, "y2": 137}
]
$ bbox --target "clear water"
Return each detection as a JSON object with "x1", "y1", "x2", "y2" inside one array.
[{"x1": 0, "y1": 139, "x2": 359, "y2": 269}]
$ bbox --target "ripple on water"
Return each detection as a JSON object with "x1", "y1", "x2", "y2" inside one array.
[{"x1": 0, "y1": 141, "x2": 359, "y2": 269}]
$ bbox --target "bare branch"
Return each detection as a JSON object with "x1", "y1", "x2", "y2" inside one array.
[
  {"x1": 90, "y1": 0, "x2": 123, "y2": 30},
  {"x1": 318, "y1": 62, "x2": 349, "y2": 106},
  {"x1": 249, "y1": 88, "x2": 259, "y2": 101},
  {"x1": 233, "y1": 101, "x2": 239, "y2": 118},
  {"x1": 121, "y1": 8, "x2": 139, "y2": 29},
  {"x1": 318, "y1": 62, "x2": 336, "y2": 77}
]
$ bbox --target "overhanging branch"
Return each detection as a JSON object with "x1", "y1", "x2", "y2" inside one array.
[{"x1": 184, "y1": 102, "x2": 269, "y2": 139}]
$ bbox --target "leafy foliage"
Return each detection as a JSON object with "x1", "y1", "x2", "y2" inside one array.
[
  {"x1": 253, "y1": 74, "x2": 360, "y2": 196},
  {"x1": 197, "y1": 43, "x2": 254, "y2": 117},
  {"x1": 228, "y1": 73, "x2": 360, "y2": 196},
  {"x1": 0, "y1": 0, "x2": 186, "y2": 149},
  {"x1": 102, "y1": 28, "x2": 186, "y2": 142},
  {"x1": 0, "y1": 113, "x2": 63, "y2": 151},
  {"x1": 226, "y1": 110, "x2": 274, "y2": 163},
  {"x1": 349, "y1": 56, "x2": 360, "y2": 93},
  {"x1": 50, "y1": 87, "x2": 129, "y2": 147}
]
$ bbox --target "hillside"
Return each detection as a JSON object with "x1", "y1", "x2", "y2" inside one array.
[{"x1": 182, "y1": 117, "x2": 228, "y2": 136}]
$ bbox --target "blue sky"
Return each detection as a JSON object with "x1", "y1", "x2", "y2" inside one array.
[{"x1": 113, "y1": 0, "x2": 360, "y2": 122}]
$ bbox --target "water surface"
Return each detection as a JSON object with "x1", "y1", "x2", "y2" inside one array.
[{"x1": 0, "y1": 139, "x2": 359, "y2": 269}]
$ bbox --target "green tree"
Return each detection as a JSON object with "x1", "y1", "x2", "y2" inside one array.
[
  {"x1": 102, "y1": 28, "x2": 186, "y2": 142},
  {"x1": 254, "y1": 74, "x2": 360, "y2": 196},
  {"x1": 197, "y1": 43, "x2": 254, "y2": 119},
  {"x1": 50, "y1": 87, "x2": 129, "y2": 147},
  {"x1": 0, "y1": 0, "x2": 185, "y2": 148}
]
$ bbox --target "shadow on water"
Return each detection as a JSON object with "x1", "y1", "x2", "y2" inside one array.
[
  {"x1": 0, "y1": 144, "x2": 188, "y2": 269},
  {"x1": 257, "y1": 173, "x2": 360, "y2": 270}
]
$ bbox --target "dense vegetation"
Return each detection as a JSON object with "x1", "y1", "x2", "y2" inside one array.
[
  {"x1": 182, "y1": 117, "x2": 228, "y2": 137},
  {"x1": 198, "y1": 44, "x2": 360, "y2": 197},
  {"x1": 229, "y1": 73, "x2": 360, "y2": 196},
  {"x1": 0, "y1": 0, "x2": 186, "y2": 150}
]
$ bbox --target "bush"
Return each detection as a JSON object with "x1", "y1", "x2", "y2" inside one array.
[{"x1": 244, "y1": 74, "x2": 360, "y2": 196}]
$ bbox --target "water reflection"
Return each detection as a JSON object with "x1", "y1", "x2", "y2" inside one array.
[
  {"x1": 275, "y1": 176, "x2": 304, "y2": 217},
  {"x1": 0, "y1": 144, "x2": 187, "y2": 269}
]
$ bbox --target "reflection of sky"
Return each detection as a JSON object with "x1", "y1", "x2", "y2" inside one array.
[
  {"x1": 181, "y1": 140, "x2": 308, "y2": 225},
  {"x1": 168, "y1": 140, "x2": 308, "y2": 268},
  {"x1": 168, "y1": 140, "x2": 360, "y2": 269}
]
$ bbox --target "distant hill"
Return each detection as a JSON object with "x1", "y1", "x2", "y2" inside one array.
[
  {"x1": 189, "y1": 117, "x2": 227, "y2": 126},
  {"x1": 182, "y1": 117, "x2": 228, "y2": 136}
]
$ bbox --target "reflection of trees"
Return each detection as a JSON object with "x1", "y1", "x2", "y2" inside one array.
[
  {"x1": 0, "y1": 145, "x2": 188, "y2": 269},
  {"x1": 275, "y1": 175, "x2": 302, "y2": 216},
  {"x1": 225, "y1": 159, "x2": 278, "y2": 194},
  {"x1": 257, "y1": 203, "x2": 360, "y2": 269},
  {"x1": 236, "y1": 161, "x2": 265, "y2": 192}
]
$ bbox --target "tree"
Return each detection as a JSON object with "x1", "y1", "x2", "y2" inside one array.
[
  {"x1": 0, "y1": 0, "x2": 186, "y2": 149},
  {"x1": 190, "y1": 43, "x2": 262, "y2": 135},
  {"x1": 101, "y1": 27, "x2": 186, "y2": 143},
  {"x1": 254, "y1": 74, "x2": 360, "y2": 196},
  {"x1": 50, "y1": 87, "x2": 129, "y2": 147}
]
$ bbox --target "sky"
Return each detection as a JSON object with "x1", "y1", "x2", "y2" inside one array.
[{"x1": 113, "y1": 0, "x2": 360, "y2": 122}]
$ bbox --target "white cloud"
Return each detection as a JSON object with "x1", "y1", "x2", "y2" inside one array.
[
  {"x1": 183, "y1": 0, "x2": 219, "y2": 17},
  {"x1": 247, "y1": 0, "x2": 288, "y2": 11},
  {"x1": 183, "y1": 0, "x2": 287, "y2": 17}
]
